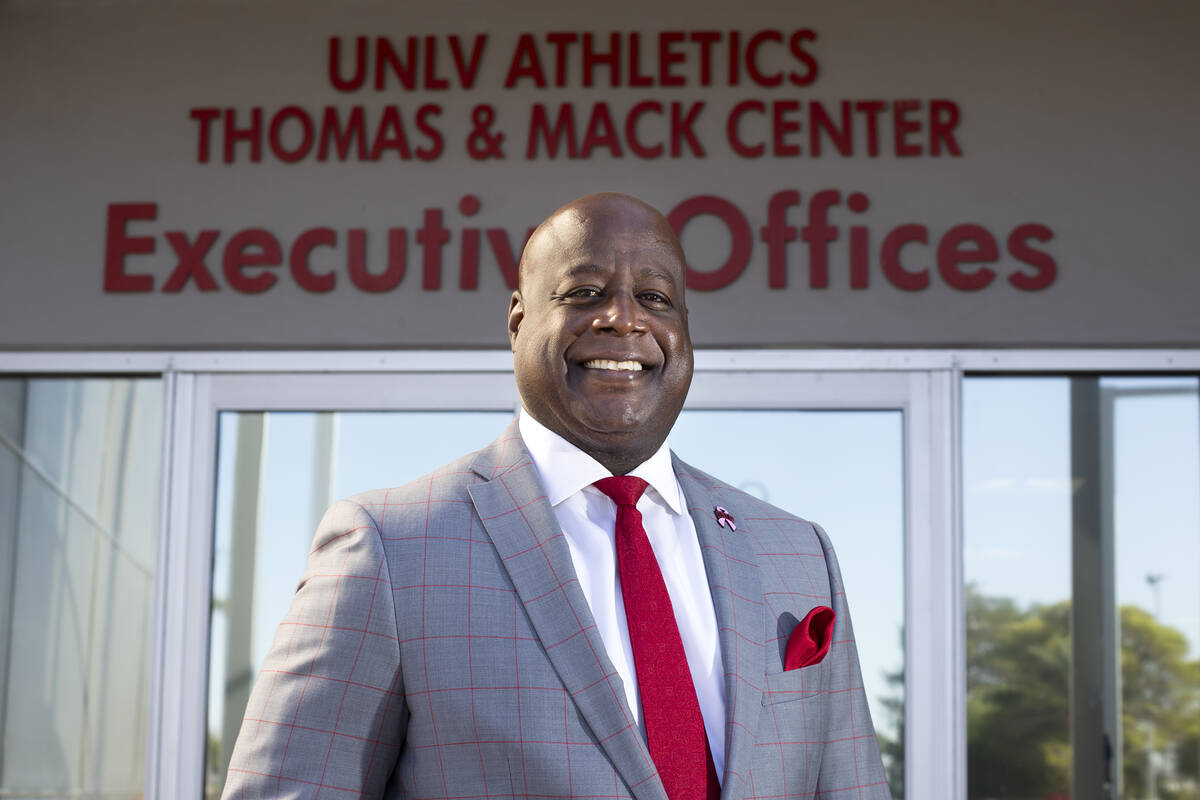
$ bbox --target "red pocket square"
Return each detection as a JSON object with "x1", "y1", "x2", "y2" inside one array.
[{"x1": 784, "y1": 605, "x2": 836, "y2": 670}]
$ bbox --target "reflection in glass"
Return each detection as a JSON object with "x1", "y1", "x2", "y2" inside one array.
[
  {"x1": 1108, "y1": 378, "x2": 1199, "y2": 799},
  {"x1": 206, "y1": 411, "x2": 512, "y2": 798},
  {"x1": 672, "y1": 410, "x2": 905, "y2": 797},
  {"x1": 964, "y1": 377, "x2": 1200, "y2": 800},
  {"x1": 0, "y1": 377, "x2": 162, "y2": 800},
  {"x1": 964, "y1": 378, "x2": 1073, "y2": 799}
]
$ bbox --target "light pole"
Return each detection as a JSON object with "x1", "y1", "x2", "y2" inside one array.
[
  {"x1": 1144, "y1": 573, "x2": 1165, "y2": 800},
  {"x1": 1145, "y1": 573, "x2": 1164, "y2": 621}
]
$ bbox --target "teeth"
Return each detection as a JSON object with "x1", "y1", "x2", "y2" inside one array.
[{"x1": 583, "y1": 359, "x2": 643, "y2": 371}]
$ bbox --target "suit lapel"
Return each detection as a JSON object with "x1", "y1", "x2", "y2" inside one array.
[
  {"x1": 675, "y1": 457, "x2": 765, "y2": 800},
  {"x1": 467, "y1": 423, "x2": 666, "y2": 800}
]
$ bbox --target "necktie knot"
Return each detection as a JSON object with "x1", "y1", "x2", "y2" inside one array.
[{"x1": 593, "y1": 476, "x2": 649, "y2": 507}]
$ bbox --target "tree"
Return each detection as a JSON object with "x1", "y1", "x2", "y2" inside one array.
[
  {"x1": 1118, "y1": 606, "x2": 1199, "y2": 799},
  {"x1": 966, "y1": 589, "x2": 1071, "y2": 798},
  {"x1": 960, "y1": 585, "x2": 1199, "y2": 799},
  {"x1": 876, "y1": 628, "x2": 905, "y2": 799}
]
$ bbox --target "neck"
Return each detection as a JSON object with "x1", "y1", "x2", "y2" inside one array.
[
  {"x1": 521, "y1": 408, "x2": 667, "y2": 476},
  {"x1": 592, "y1": 450, "x2": 648, "y2": 477},
  {"x1": 574, "y1": 429, "x2": 666, "y2": 476}
]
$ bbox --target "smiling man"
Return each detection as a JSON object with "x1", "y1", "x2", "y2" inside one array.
[
  {"x1": 222, "y1": 193, "x2": 891, "y2": 800},
  {"x1": 508, "y1": 194, "x2": 694, "y2": 476}
]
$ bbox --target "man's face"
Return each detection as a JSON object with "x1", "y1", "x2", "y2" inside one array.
[{"x1": 508, "y1": 195, "x2": 694, "y2": 472}]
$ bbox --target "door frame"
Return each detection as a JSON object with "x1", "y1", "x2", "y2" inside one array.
[{"x1": 149, "y1": 352, "x2": 961, "y2": 800}]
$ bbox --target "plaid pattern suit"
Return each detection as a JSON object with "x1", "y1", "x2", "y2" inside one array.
[{"x1": 222, "y1": 421, "x2": 891, "y2": 800}]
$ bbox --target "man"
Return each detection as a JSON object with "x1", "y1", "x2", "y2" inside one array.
[{"x1": 222, "y1": 193, "x2": 890, "y2": 799}]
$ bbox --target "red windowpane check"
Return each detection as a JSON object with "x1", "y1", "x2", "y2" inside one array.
[{"x1": 592, "y1": 476, "x2": 721, "y2": 800}]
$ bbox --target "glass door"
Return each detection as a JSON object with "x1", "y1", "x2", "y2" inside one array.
[
  {"x1": 149, "y1": 363, "x2": 959, "y2": 800},
  {"x1": 963, "y1": 376, "x2": 1200, "y2": 799}
]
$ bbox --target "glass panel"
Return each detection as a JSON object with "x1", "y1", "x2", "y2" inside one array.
[
  {"x1": 1108, "y1": 377, "x2": 1200, "y2": 798},
  {"x1": 0, "y1": 377, "x2": 162, "y2": 800},
  {"x1": 964, "y1": 376, "x2": 1200, "y2": 800},
  {"x1": 671, "y1": 409, "x2": 906, "y2": 797},
  {"x1": 206, "y1": 410, "x2": 513, "y2": 798},
  {"x1": 963, "y1": 378, "x2": 1073, "y2": 799}
]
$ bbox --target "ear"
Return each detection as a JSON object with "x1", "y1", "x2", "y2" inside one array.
[{"x1": 506, "y1": 291, "x2": 524, "y2": 349}]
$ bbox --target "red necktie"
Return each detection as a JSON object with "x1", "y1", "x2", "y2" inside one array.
[{"x1": 593, "y1": 476, "x2": 722, "y2": 800}]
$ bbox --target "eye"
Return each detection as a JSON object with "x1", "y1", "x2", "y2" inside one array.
[
  {"x1": 639, "y1": 290, "x2": 671, "y2": 306},
  {"x1": 553, "y1": 286, "x2": 603, "y2": 303}
]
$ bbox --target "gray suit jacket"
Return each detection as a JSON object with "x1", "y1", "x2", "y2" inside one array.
[{"x1": 222, "y1": 421, "x2": 891, "y2": 799}]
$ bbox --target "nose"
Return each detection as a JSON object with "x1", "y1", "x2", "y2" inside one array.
[{"x1": 592, "y1": 291, "x2": 646, "y2": 335}]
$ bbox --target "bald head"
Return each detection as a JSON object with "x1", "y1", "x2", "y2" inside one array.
[
  {"x1": 507, "y1": 192, "x2": 694, "y2": 475},
  {"x1": 518, "y1": 193, "x2": 687, "y2": 293}
]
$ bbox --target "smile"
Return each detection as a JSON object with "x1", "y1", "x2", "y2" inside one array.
[{"x1": 582, "y1": 359, "x2": 644, "y2": 372}]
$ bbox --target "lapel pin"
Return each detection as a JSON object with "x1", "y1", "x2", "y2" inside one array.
[{"x1": 714, "y1": 506, "x2": 736, "y2": 530}]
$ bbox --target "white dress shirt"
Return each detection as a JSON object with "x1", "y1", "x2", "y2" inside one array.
[{"x1": 518, "y1": 410, "x2": 727, "y2": 779}]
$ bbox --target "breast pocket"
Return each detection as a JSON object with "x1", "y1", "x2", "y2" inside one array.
[{"x1": 761, "y1": 663, "x2": 826, "y2": 706}]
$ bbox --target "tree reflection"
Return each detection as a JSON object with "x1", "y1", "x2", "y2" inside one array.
[
  {"x1": 876, "y1": 630, "x2": 905, "y2": 799},
  {"x1": 963, "y1": 585, "x2": 1199, "y2": 799}
]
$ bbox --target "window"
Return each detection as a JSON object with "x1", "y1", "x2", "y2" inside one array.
[
  {"x1": 964, "y1": 376, "x2": 1200, "y2": 799},
  {"x1": 205, "y1": 410, "x2": 513, "y2": 797},
  {"x1": 0, "y1": 377, "x2": 162, "y2": 799}
]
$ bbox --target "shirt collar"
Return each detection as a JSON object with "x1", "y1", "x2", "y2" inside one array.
[{"x1": 518, "y1": 409, "x2": 684, "y2": 515}]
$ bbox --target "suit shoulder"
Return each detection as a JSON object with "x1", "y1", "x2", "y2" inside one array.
[{"x1": 332, "y1": 446, "x2": 493, "y2": 533}]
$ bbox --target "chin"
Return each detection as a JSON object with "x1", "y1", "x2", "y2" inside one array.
[{"x1": 577, "y1": 404, "x2": 649, "y2": 434}]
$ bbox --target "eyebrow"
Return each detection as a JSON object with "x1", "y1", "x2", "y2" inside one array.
[
  {"x1": 641, "y1": 268, "x2": 677, "y2": 286},
  {"x1": 564, "y1": 263, "x2": 606, "y2": 277}
]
